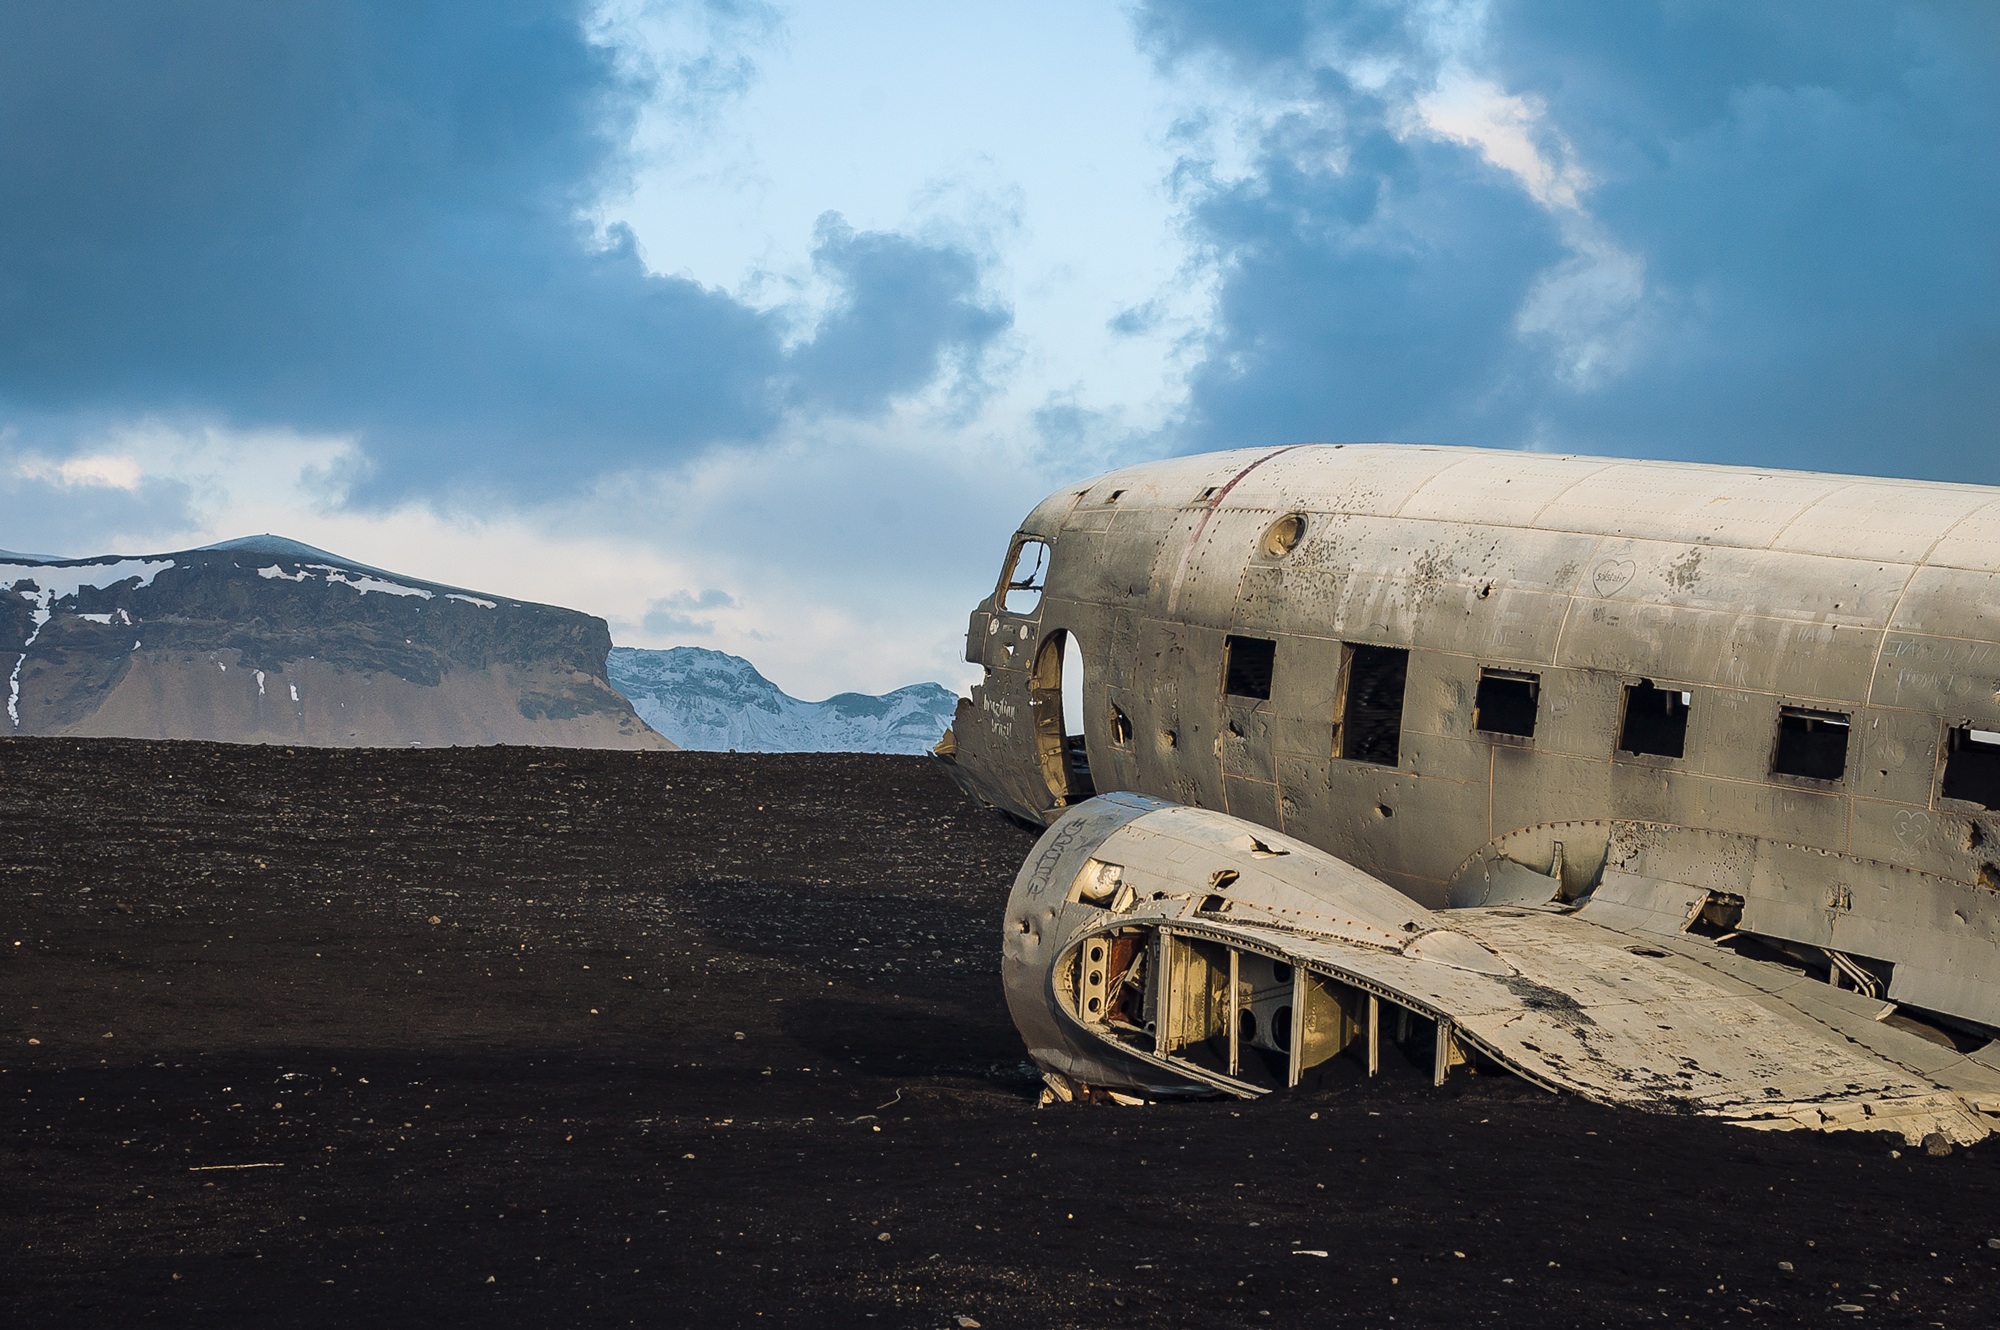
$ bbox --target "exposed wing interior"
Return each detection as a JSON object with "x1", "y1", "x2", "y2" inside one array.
[{"x1": 1009, "y1": 798, "x2": 2000, "y2": 1144}]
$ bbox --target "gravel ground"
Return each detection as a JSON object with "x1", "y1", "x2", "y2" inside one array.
[{"x1": 3, "y1": 738, "x2": 1998, "y2": 1328}]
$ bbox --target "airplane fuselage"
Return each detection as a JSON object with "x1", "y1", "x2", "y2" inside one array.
[{"x1": 940, "y1": 444, "x2": 2000, "y2": 1034}]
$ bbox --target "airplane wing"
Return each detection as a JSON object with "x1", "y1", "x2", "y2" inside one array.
[{"x1": 1003, "y1": 795, "x2": 2000, "y2": 1145}]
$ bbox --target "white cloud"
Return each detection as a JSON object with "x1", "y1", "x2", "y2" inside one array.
[
  {"x1": 1514, "y1": 219, "x2": 1651, "y2": 387},
  {"x1": 1395, "y1": 56, "x2": 1650, "y2": 390},
  {"x1": 13, "y1": 452, "x2": 146, "y2": 491},
  {"x1": 1411, "y1": 70, "x2": 1591, "y2": 211}
]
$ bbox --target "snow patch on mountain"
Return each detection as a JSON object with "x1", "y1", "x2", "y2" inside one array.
[
  {"x1": 607, "y1": 646, "x2": 958, "y2": 755},
  {"x1": 4, "y1": 558, "x2": 179, "y2": 725},
  {"x1": 1, "y1": 557, "x2": 178, "y2": 600}
]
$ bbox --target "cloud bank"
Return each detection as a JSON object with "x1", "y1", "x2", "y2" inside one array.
[
  {"x1": 1140, "y1": 0, "x2": 2000, "y2": 479},
  {"x1": 0, "y1": 1, "x2": 1008, "y2": 499}
]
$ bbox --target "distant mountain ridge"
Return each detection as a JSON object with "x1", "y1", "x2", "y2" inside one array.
[
  {"x1": 607, "y1": 646, "x2": 957, "y2": 754},
  {"x1": 1, "y1": 535, "x2": 669, "y2": 749}
]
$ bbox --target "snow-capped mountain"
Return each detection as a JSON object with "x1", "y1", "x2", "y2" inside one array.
[
  {"x1": 607, "y1": 646, "x2": 958, "y2": 754},
  {"x1": 1, "y1": 535, "x2": 669, "y2": 749}
]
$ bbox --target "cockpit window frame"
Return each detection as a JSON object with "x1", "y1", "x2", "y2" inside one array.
[{"x1": 998, "y1": 535, "x2": 1052, "y2": 616}]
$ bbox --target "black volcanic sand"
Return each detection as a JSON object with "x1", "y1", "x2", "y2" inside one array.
[{"x1": 3, "y1": 740, "x2": 1998, "y2": 1328}]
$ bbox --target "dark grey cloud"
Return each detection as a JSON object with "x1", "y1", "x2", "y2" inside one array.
[
  {"x1": 1139, "y1": 0, "x2": 1434, "y2": 85},
  {"x1": 1139, "y1": 0, "x2": 2000, "y2": 481},
  {"x1": 0, "y1": 1, "x2": 1008, "y2": 497},
  {"x1": 789, "y1": 214, "x2": 1012, "y2": 414}
]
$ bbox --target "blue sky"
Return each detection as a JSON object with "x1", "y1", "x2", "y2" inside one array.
[{"x1": 2, "y1": 1, "x2": 1996, "y2": 697}]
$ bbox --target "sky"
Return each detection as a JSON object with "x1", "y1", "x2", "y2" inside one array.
[{"x1": 2, "y1": 1, "x2": 1997, "y2": 699}]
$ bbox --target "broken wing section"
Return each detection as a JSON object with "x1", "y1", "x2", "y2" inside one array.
[{"x1": 1002, "y1": 797, "x2": 2000, "y2": 1144}]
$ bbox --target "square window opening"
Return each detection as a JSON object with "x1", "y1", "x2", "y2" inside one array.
[
  {"x1": 1473, "y1": 669, "x2": 1540, "y2": 738},
  {"x1": 1001, "y1": 538, "x2": 1050, "y2": 615},
  {"x1": 1223, "y1": 635, "x2": 1276, "y2": 701},
  {"x1": 1942, "y1": 726, "x2": 2000, "y2": 810},
  {"x1": 1772, "y1": 706, "x2": 1850, "y2": 781},
  {"x1": 1618, "y1": 680, "x2": 1690, "y2": 759},
  {"x1": 1339, "y1": 644, "x2": 1409, "y2": 766}
]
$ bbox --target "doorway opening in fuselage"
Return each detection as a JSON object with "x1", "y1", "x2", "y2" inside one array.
[{"x1": 1032, "y1": 629, "x2": 1095, "y2": 805}]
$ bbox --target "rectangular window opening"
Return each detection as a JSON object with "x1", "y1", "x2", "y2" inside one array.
[
  {"x1": 1941, "y1": 726, "x2": 2000, "y2": 810},
  {"x1": 1772, "y1": 706, "x2": 1850, "y2": 782},
  {"x1": 1000, "y1": 538, "x2": 1049, "y2": 615},
  {"x1": 1473, "y1": 669, "x2": 1540, "y2": 738},
  {"x1": 1618, "y1": 680, "x2": 1690, "y2": 759},
  {"x1": 1223, "y1": 635, "x2": 1276, "y2": 701},
  {"x1": 1339, "y1": 644, "x2": 1409, "y2": 766}
]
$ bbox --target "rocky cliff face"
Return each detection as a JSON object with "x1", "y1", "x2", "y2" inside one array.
[
  {"x1": 1, "y1": 535, "x2": 670, "y2": 749},
  {"x1": 607, "y1": 646, "x2": 956, "y2": 754}
]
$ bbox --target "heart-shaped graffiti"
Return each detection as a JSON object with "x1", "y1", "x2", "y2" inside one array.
[{"x1": 1591, "y1": 558, "x2": 1637, "y2": 598}]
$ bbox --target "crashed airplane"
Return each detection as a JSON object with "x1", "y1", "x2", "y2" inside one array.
[{"x1": 935, "y1": 444, "x2": 2000, "y2": 1144}]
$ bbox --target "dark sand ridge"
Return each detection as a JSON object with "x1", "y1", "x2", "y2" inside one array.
[{"x1": 2, "y1": 739, "x2": 1997, "y2": 1327}]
